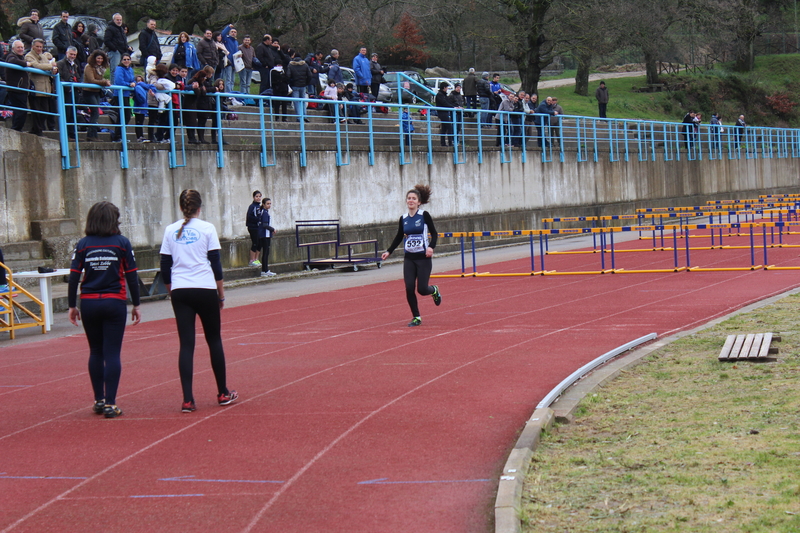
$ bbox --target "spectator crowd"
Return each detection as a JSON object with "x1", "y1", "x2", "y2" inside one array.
[{"x1": 0, "y1": 10, "x2": 750, "y2": 151}]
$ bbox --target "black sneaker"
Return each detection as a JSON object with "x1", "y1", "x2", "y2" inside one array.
[
  {"x1": 181, "y1": 400, "x2": 196, "y2": 413},
  {"x1": 432, "y1": 286, "x2": 442, "y2": 306},
  {"x1": 103, "y1": 405, "x2": 123, "y2": 418},
  {"x1": 218, "y1": 390, "x2": 239, "y2": 406},
  {"x1": 408, "y1": 317, "x2": 422, "y2": 327},
  {"x1": 92, "y1": 400, "x2": 105, "y2": 414}
]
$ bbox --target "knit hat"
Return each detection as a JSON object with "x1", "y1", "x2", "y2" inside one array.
[{"x1": 481, "y1": 71, "x2": 489, "y2": 79}]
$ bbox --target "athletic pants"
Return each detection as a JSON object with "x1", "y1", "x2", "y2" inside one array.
[
  {"x1": 80, "y1": 298, "x2": 127, "y2": 405},
  {"x1": 170, "y1": 288, "x2": 229, "y2": 403},
  {"x1": 259, "y1": 237, "x2": 271, "y2": 271},
  {"x1": 404, "y1": 256, "x2": 434, "y2": 318}
]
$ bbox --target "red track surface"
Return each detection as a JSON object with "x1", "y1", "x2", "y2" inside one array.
[{"x1": 2, "y1": 235, "x2": 799, "y2": 533}]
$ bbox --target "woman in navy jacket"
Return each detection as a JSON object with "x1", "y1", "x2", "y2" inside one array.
[{"x1": 68, "y1": 202, "x2": 141, "y2": 418}]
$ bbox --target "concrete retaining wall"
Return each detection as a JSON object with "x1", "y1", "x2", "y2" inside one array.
[{"x1": 1, "y1": 129, "x2": 798, "y2": 269}]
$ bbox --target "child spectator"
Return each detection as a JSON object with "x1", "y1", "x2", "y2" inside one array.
[{"x1": 258, "y1": 197, "x2": 276, "y2": 277}]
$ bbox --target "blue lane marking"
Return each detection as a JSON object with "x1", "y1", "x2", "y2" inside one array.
[
  {"x1": 130, "y1": 494, "x2": 205, "y2": 498},
  {"x1": 160, "y1": 475, "x2": 284, "y2": 484},
  {"x1": 0, "y1": 473, "x2": 87, "y2": 480},
  {"x1": 358, "y1": 478, "x2": 491, "y2": 485}
]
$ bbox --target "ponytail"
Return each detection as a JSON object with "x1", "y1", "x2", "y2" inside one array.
[{"x1": 176, "y1": 189, "x2": 202, "y2": 239}]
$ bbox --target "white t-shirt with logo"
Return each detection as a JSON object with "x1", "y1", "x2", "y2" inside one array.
[{"x1": 160, "y1": 217, "x2": 221, "y2": 290}]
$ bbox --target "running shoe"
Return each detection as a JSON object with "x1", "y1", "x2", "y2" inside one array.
[
  {"x1": 103, "y1": 405, "x2": 123, "y2": 418},
  {"x1": 253, "y1": 260, "x2": 262, "y2": 266},
  {"x1": 218, "y1": 390, "x2": 239, "y2": 406},
  {"x1": 181, "y1": 400, "x2": 196, "y2": 413},
  {"x1": 0, "y1": 284, "x2": 9, "y2": 293},
  {"x1": 92, "y1": 400, "x2": 105, "y2": 414},
  {"x1": 265, "y1": 270, "x2": 276, "y2": 276},
  {"x1": 408, "y1": 317, "x2": 422, "y2": 327},
  {"x1": 432, "y1": 286, "x2": 442, "y2": 306}
]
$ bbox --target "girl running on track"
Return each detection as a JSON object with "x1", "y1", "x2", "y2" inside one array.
[
  {"x1": 68, "y1": 201, "x2": 141, "y2": 418},
  {"x1": 381, "y1": 184, "x2": 442, "y2": 327},
  {"x1": 160, "y1": 189, "x2": 238, "y2": 412}
]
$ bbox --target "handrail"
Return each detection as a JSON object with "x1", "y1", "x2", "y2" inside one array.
[{"x1": 2, "y1": 58, "x2": 798, "y2": 172}]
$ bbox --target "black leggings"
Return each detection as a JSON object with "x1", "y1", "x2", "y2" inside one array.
[
  {"x1": 259, "y1": 237, "x2": 271, "y2": 271},
  {"x1": 404, "y1": 256, "x2": 434, "y2": 318},
  {"x1": 171, "y1": 288, "x2": 229, "y2": 403},
  {"x1": 249, "y1": 227, "x2": 261, "y2": 253},
  {"x1": 80, "y1": 298, "x2": 128, "y2": 405}
]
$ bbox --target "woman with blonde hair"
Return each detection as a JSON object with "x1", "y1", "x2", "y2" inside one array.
[{"x1": 160, "y1": 190, "x2": 238, "y2": 412}]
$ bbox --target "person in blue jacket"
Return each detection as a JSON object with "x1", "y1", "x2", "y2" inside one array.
[
  {"x1": 258, "y1": 197, "x2": 277, "y2": 277},
  {"x1": 111, "y1": 53, "x2": 136, "y2": 142},
  {"x1": 352, "y1": 46, "x2": 371, "y2": 94},
  {"x1": 172, "y1": 32, "x2": 201, "y2": 78},
  {"x1": 132, "y1": 74, "x2": 156, "y2": 142},
  {"x1": 220, "y1": 24, "x2": 239, "y2": 93}
]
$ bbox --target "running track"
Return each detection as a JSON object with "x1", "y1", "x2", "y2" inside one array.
[{"x1": 1, "y1": 235, "x2": 799, "y2": 532}]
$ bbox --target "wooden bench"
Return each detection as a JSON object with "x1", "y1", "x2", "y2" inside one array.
[{"x1": 718, "y1": 333, "x2": 780, "y2": 361}]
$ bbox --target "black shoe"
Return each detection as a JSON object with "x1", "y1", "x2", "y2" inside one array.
[
  {"x1": 188, "y1": 140, "x2": 200, "y2": 144},
  {"x1": 103, "y1": 404, "x2": 123, "y2": 418},
  {"x1": 432, "y1": 286, "x2": 442, "y2": 306},
  {"x1": 408, "y1": 317, "x2": 422, "y2": 327},
  {"x1": 92, "y1": 400, "x2": 105, "y2": 414}
]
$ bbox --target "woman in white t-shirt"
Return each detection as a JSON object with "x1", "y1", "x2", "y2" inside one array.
[{"x1": 160, "y1": 189, "x2": 238, "y2": 413}]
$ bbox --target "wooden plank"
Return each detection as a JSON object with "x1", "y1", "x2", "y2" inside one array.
[
  {"x1": 738, "y1": 334, "x2": 756, "y2": 359},
  {"x1": 719, "y1": 335, "x2": 737, "y2": 360},
  {"x1": 729, "y1": 334, "x2": 746, "y2": 360},
  {"x1": 747, "y1": 333, "x2": 764, "y2": 358},
  {"x1": 757, "y1": 332, "x2": 774, "y2": 359}
]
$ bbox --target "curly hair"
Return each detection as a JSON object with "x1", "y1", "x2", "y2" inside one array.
[{"x1": 407, "y1": 184, "x2": 431, "y2": 205}]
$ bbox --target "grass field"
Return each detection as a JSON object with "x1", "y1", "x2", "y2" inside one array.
[{"x1": 522, "y1": 292, "x2": 800, "y2": 533}]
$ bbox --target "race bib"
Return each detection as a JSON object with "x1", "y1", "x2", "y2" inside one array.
[{"x1": 404, "y1": 235, "x2": 425, "y2": 254}]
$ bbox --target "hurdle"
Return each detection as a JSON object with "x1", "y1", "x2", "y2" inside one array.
[{"x1": 431, "y1": 218, "x2": 800, "y2": 277}]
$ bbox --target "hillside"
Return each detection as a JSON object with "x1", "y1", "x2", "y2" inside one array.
[{"x1": 538, "y1": 55, "x2": 800, "y2": 128}]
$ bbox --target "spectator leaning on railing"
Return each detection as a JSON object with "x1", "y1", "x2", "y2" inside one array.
[
  {"x1": 57, "y1": 46, "x2": 81, "y2": 140},
  {"x1": 5, "y1": 40, "x2": 30, "y2": 132},
  {"x1": 25, "y1": 38, "x2": 57, "y2": 137}
]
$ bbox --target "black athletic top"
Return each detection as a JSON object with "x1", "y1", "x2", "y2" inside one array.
[
  {"x1": 386, "y1": 209, "x2": 437, "y2": 260},
  {"x1": 68, "y1": 234, "x2": 140, "y2": 307}
]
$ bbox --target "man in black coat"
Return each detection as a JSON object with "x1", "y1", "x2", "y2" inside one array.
[
  {"x1": 435, "y1": 82, "x2": 455, "y2": 147},
  {"x1": 139, "y1": 19, "x2": 162, "y2": 68},
  {"x1": 57, "y1": 46, "x2": 81, "y2": 139},
  {"x1": 52, "y1": 11, "x2": 72, "y2": 60},
  {"x1": 255, "y1": 34, "x2": 277, "y2": 94},
  {"x1": 5, "y1": 40, "x2": 30, "y2": 132},
  {"x1": 104, "y1": 13, "x2": 131, "y2": 84}
]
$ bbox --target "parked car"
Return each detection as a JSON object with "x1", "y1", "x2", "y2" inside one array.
[
  {"x1": 252, "y1": 65, "x2": 392, "y2": 102},
  {"x1": 425, "y1": 77, "x2": 462, "y2": 95},
  {"x1": 129, "y1": 33, "x2": 201, "y2": 66},
  {"x1": 383, "y1": 71, "x2": 434, "y2": 103},
  {"x1": 11, "y1": 15, "x2": 107, "y2": 54}
]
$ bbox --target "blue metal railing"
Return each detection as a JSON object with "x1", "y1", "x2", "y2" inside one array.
[{"x1": 3, "y1": 59, "x2": 800, "y2": 171}]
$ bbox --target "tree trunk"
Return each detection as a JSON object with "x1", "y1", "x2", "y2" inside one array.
[
  {"x1": 734, "y1": 34, "x2": 756, "y2": 72},
  {"x1": 574, "y1": 50, "x2": 592, "y2": 96},
  {"x1": 644, "y1": 49, "x2": 659, "y2": 85}
]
